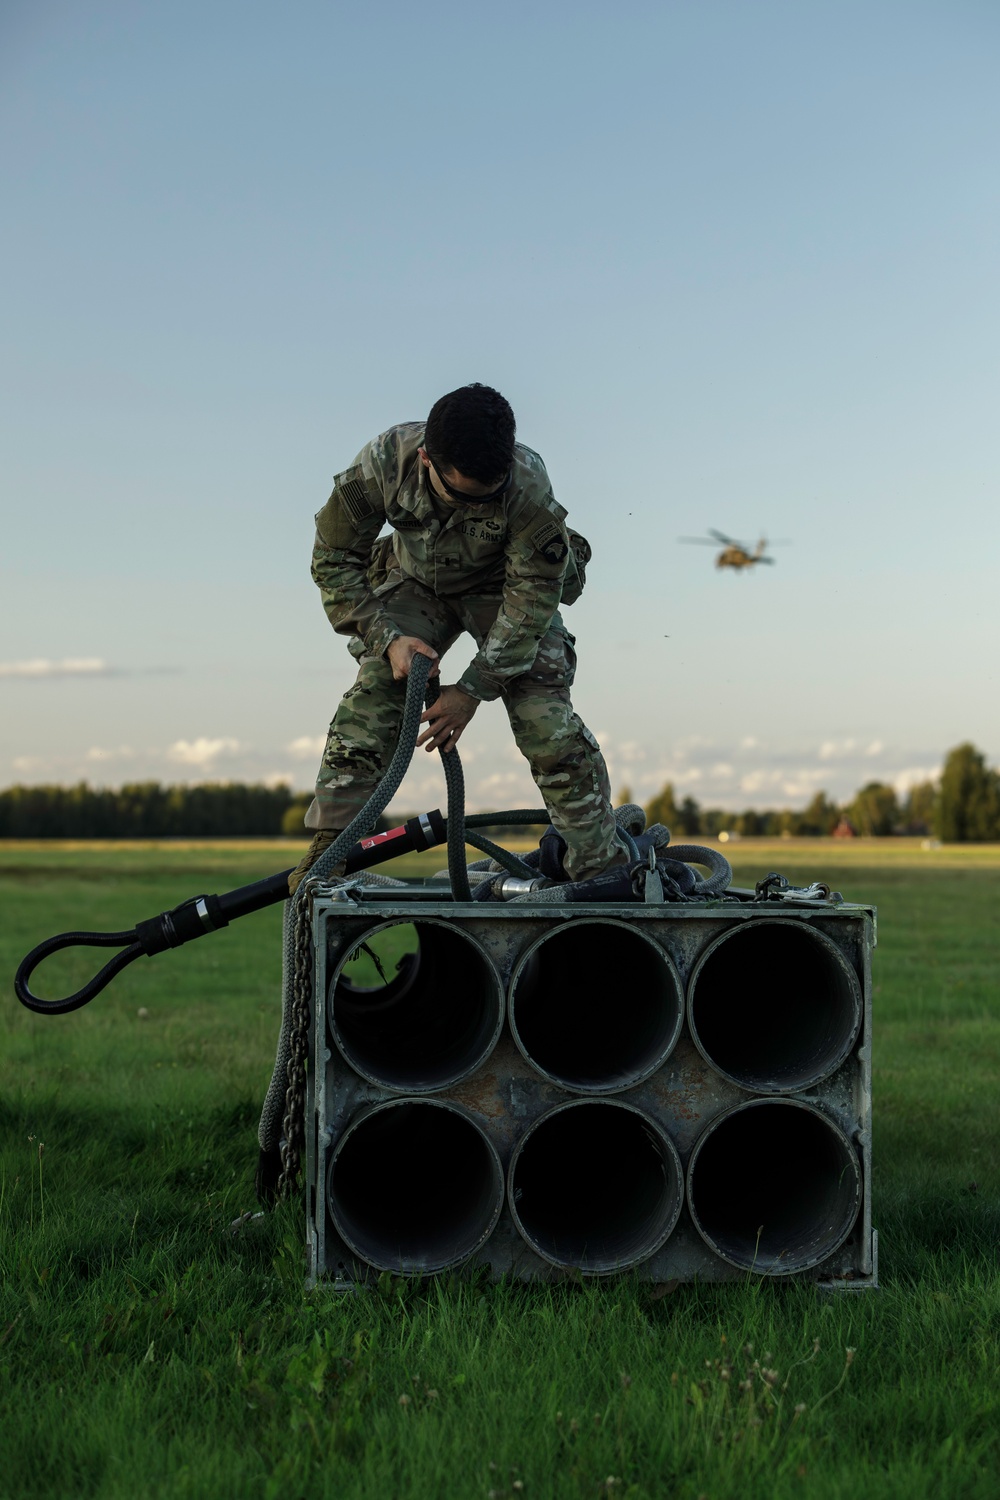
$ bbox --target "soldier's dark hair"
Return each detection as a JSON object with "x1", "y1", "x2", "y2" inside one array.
[{"x1": 424, "y1": 384, "x2": 516, "y2": 484}]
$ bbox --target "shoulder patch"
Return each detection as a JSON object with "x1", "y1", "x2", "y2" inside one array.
[
  {"x1": 316, "y1": 464, "x2": 383, "y2": 547},
  {"x1": 530, "y1": 519, "x2": 568, "y2": 565},
  {"x1": 531, "y1": 519, "x2": 561, "y2": 550},
  {"x1": 334, "y1": 467, "x2": 376, "y2": 525}
]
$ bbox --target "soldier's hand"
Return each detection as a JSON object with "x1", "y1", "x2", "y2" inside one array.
[
  {"x1": 386, "y1": 636, "x2": 440, "y2": 683},
  {"x1": 417, "y1": 686, "x2": 478, "y2": 753}
]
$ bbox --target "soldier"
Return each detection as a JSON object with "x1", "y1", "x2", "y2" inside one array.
[{"x1": 289, "y1": 383, "x2": 625, "y2": 892}]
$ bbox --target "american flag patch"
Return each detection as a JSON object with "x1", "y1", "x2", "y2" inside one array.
[{"x1": 335, "y1": 470, "x2": 375, "y2": 524}]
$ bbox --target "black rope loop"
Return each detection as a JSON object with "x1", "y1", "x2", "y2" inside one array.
[{"x1": 15, "y1": 930, "x2": 143, "y2": 1016}]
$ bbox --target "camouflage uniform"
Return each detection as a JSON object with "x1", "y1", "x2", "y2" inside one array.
[{"x1": 304, "y1": 423, "x2": 622, "y2": 882}]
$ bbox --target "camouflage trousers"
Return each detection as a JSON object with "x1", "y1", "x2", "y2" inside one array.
[{"x1": 305, "y1": 581, "x2": 623, "y2": 882}]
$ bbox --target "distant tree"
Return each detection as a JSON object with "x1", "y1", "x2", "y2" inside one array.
[
  {"x1": 698, "y1": 807, "x2": 726, "y2": 837},
  {"x1": 902, "y1": 780, "x2": 937, "y2": 835},
  {"x1": 848, "y1": 781, "x2": 899, "y2": 837},
  {"x1": 617, "y1": 784, "x2": 634, "y2": 808},
  {"x1": 282, "y1": 794, "x2": 313, "y2": 836},
  {"x1": 777, "y1": 808, "x2": 800, "y2": 837},
  {"x1": 644, "y1": 781, "x2": 680, "y2": 831},
  {"x1": 736, "y1": 808, "x2": 763, "y2": 836},
  {"x1": 0, "y1": 780, "x2": 295, "y2": 838},
  {"x1": 935, "y1": 743, "x2": 1000, "y2": 842},
  {"x1": 795, "y1": 791, "x2": 840, "y2": 836},
  {"x1": 676, "y1": 796, "x2": 702, "y2": 836}
]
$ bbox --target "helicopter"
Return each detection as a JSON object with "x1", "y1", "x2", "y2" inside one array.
[{"x1": 678, "y1": 529, "x2": 785, "y2": 570}]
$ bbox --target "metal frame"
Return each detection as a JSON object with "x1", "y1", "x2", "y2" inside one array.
[{"x1": 304, "y1": 895, "x2": 877, "y2": 1290}]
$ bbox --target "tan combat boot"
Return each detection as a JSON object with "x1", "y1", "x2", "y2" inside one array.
[{"x1": 288, "y1": 830, "x2": 344, "y2": 895}]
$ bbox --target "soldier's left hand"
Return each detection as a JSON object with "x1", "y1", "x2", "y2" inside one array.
[{"x1": 417, "y1": 686, "x2": 478, "y2": 753}]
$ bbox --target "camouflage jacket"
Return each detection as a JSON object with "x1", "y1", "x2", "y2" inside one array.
[{"x1": 311, "y1": 423, "x2": 587, "y2": 701}]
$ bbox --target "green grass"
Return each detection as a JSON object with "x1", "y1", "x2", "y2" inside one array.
[{"x1": 2, "y1": 839, "x2": 999, "y2": 1499}]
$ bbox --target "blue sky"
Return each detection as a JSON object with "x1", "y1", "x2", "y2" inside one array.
[{"x1": 2, "y1": 0, "x2": 998, "y2": 814}]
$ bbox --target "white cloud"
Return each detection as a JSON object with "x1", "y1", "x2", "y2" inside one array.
[
  {"x1": 892, "y1": 765, "x2": 940, "y2": 796},
  {"x1": 674, "y1": 767, "x2": 704, "y2": 785},
  {"x1": 865, "y1": 739, "x2": 884, "y2": 756},
  {"x1": 262, "y1": 772, "x2": 294, "y2": 789},
  {"x1": 0, "y1": 657, "x2": 111, "y2": 678},
  {"x1": 478, "y1": 770, "x2": 535, "y2": 792},
  {"x1": 673, "y1": 735, "x2": 715, "y2": 756},
  {"x1": 86, "y1": 745, "x2": 135, "y2": 762},
  {"x1": 287, "y1": 735, "x2": 326, "y2": 758},
  {"x1": 167, "y1": 737, "x2": 242, "y2": 769},
  {"x1": 739, "y1": 770, "x2": 773, "y2": 794},
  {"x1": 780, "y1": 772, "x2": 828, "y2": 798},
  {"x1": 818, "y1": 738, "x2": 856, "y2": 760},
  {"x1": 610, "y1": 740, "x2": 648, "y2": 764},
  {"x1": 11, "y1": 755, "x2": 43, "y2": 771},
  {"x1": 466, "y1": 769, "x2": 537, "y2": 811}
]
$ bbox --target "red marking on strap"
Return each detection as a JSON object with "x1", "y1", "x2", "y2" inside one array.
[{"x1": 359, "y1": 825, "x2": 408, "y2": 851}]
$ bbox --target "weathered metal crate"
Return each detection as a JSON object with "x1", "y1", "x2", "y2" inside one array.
[{"x1": 304, "y1": 893, "x2": 876, "y2": 1290}]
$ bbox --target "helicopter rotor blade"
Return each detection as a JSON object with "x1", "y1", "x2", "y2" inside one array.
[{"x1": 708, "y1": 529, "x2": 742, "y2": 547}]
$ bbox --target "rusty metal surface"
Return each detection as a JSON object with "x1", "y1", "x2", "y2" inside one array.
[{"x1": 304, "y1": 898, "x2": 876, "y2": 1289}]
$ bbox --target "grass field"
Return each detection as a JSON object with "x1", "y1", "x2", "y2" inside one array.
[{"x1": 2, "y1": 837, "x2": 998, "y2": 1499}]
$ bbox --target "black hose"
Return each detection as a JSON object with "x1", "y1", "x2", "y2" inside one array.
[
  {"x1": 15, "y1": 933, "x2": 144, "y2": 1017},
  {"x1": 15, "y1": 657, "x2": 442, "y2": 1017},
  {"x1": 465, "y1": 810, "x2": 550, "y2": 828},
  {"x1": 296, "y1": 653, "x2": 438, "y2": 890},
  {"x1": 260, "y1": 653, "x2": 460, "y2": 1167},
  {"x1": 463, "y1": 831, "x2": 538, "y2": 879},
  {"x1": 423, "y1": 676, "x2": 473, "y2": 902}
]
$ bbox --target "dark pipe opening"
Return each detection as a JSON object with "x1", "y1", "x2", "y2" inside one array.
[
  {"x1": 509, "y1": 920, "x2": 684, "y2": 1091},
  {"x1": 688, "y1": 919, "x2": 862, "y2": 1092},
  {"x1": 330, "y1": 920, "x2": 503, "y2": 1091},
  {"x1": 687, "y1": 1100, "x2": 861, "y2": 1274},
  {"x1": 328, "y1": 1100, "x2": 504, "y2": 1274},
  {"x1": 509, "y1": 1101, "x2": 683, "y2": 1273}
]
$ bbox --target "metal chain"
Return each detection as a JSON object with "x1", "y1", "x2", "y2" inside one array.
[
  {"x1": 270, "y1": 655, "x2": 437, "y2": 1200},
  {"x1": 754, "y1": 871, "x2": 841, "y2": 904},
  {"x1": 277, "y1": 884, "x2": 316, "y2": 1196}
]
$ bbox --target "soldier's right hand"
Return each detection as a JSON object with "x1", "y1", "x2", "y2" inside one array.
[{"x1": 386, "y1": 636, "x2": 440, "y2": 682}]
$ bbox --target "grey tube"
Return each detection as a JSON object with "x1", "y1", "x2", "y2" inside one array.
[
  {"x1": 687, "y1": 1099, "x2": 862, "y2": 1275},
  {"x1": 688, "y1": 918, "x2": 862, "y2": 1092},
  {"x1": 330, "y1": 919, "x2": 503, "y2": 1092},
  {"x1": 508, "y1": 1100, "x2": 683, "y2": 1274},
  {"x1": 509, "y1": 919, "x2": 684, "y2": 1092},
  {"x1": 328, "y1": 1099, "x2": 504, "y2": 1274}
]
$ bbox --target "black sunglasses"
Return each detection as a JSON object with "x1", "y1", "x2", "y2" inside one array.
[{"x1": 427, "y1": 458, "x2": 512, "y2": 505}]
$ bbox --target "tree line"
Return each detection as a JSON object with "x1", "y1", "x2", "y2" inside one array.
[
  {"x1": 625, "y1": 742, "x2": 1000, "y2": 842},
  {"x1": 0, "y1": 781, "x2": 305, "y2": 838},
  {"x1": 0, "y1": 742, "x2": 997, "y2": 840}
]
